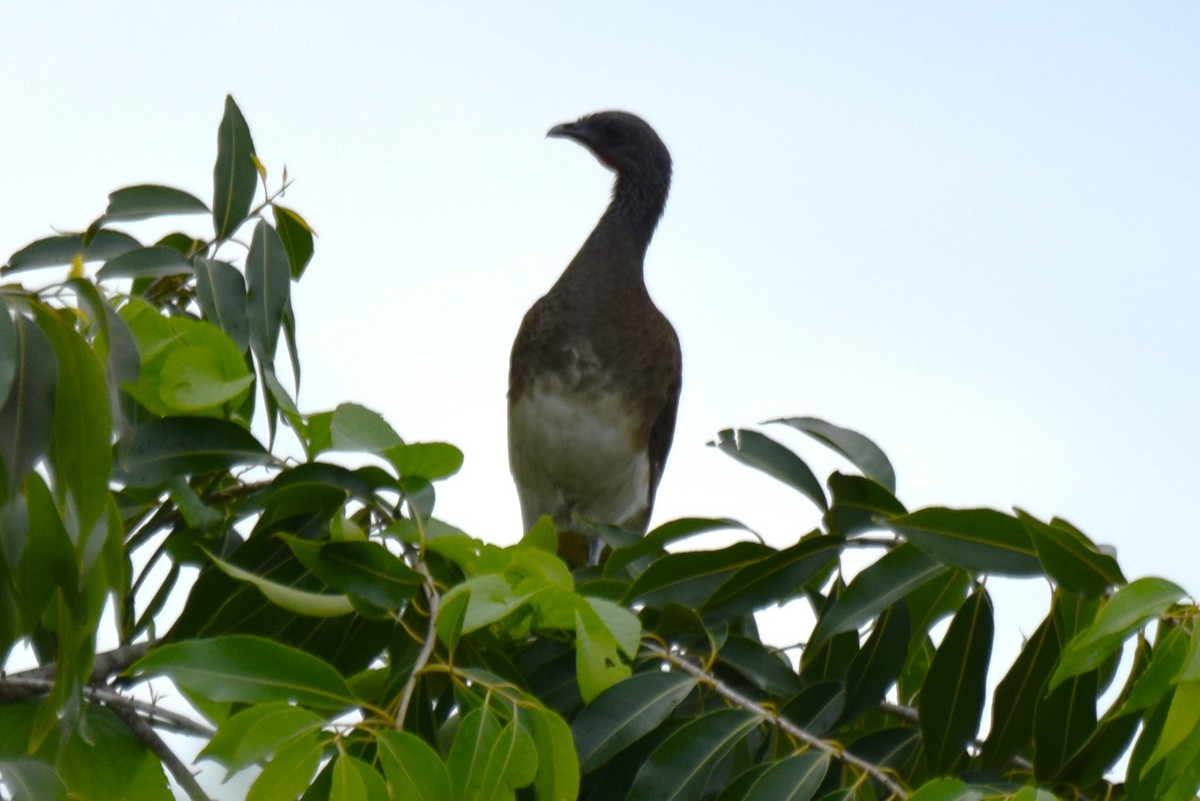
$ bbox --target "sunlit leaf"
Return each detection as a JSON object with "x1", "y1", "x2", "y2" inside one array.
[
  {"x1": 245, "y1": 731, "x2": 322, "y2": 801},
  {"x1": 524, "y1": 706, "x2": 579, "y2": 800},
  {"x1": 198, "y1": 702, "x2": 326, "y2": 771},
  {"x1": 377, "y1": 730, "x2": 452, "y2": 801}
]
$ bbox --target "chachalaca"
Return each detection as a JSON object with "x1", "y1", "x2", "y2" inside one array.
[{"x1": 508, "y1": 110, "x2": 682, "y2": 567}]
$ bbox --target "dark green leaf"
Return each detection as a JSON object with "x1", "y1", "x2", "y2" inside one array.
[
  {"x1": 206, "y1": 549, "x2": 355, "y2": 617},
  {"x1": 626, "y1": 541, "x2": 773, "y2": 610},
  {"x1": 825, "y1": 472, "x2": 907, "y2": 536},
  {"x1": 274, "y1": 205, "x2": 316, "y2": 280},
  {"x1": 770, "y1": 416, "x2": 896, "y2": 493},
  {"x1": 605, "y1": 517, "x2": 749, "y2": 577},
  {"x1": 841, "y1": 600, "x2": 910, "y2": 724},
  {"x1": 1119, "y1": 625, "x2": 1191, "y2": 715},
  {"x1": 891, "y1": 507, "x2": 1042, "y2": 576},
  {"x1": 0, "y1": 315, "x2": 57, "y2": 497},
  {"x1": 103, "y1": 184, "x2": 209, "y2": 222},
  {"x1": 906, "y1": 779, "x2": 984, "y2": 801},
  {"x1": 920, "y1": 589, "x2": 994, "y2": 774},
  {"x1": 327, "y1": 402, "x2": 403, "y2": 453},
  {"x1": 377, "y1": 730, "x2": 452, "y2": 801},
  {"x1": 282, "y1": 537, "x2": 422, "y2": 610},
  {"x1": 1020, "y1": 511, "x2": 1124, "y2": 597},
  {"x1": 715, "y1": 635, "x2": 803, "y2": 699},
  {"x1": 96, "y1": 246, "x2": 193, "y2": 280},
  {"x1": 711, "y1": 428, "x2": 827, "y2": 510},
  {"x1": 702, "y1": 535, "x2": 842, "y2": 619},
  {"x1": 117, "y1": 416, "x2": 270, "y2": 486},
  {"x1": 1034, "y1": 667, "x2": 1097, "y2": 781},
  {"x1": 132, "y1": 635, "x2": 356, "y2": 709},
  {"x1": 213, "y1": 95, "x2": 258, "y2": 241},
  {"x1": 809, "y1": 543, "x2": 945, "y2": 649},
  {"x1": 245, "y1": 220, "x2": 291, "y2": 364},
  {"x1": 3, "y1": 230, "x2": 140, "y2": 274},
  {"x1": 0, "y1": 759, "x2": 69, "y2": 801},
  {"x1": 981, "y1": 614, "x2": 1060, "y2": 769},
  {"x1": 627, "y1": 709, "x2": 760, "y2": 801},
  {"x1": 902, "y1": 567, "x2": 971, "y2": 650},
  {"x1": 194, "y1": 258, "x2": 250, "y2": 353},
  {"x1": 738, "y1": 752, "x2": 830, "y2": 801},
  {"x1": 572, "y1": 671, "x2": 698, "y2": 773},
  {"x1": 779, "y1": 682, "x2": 844, "y2": 737},
  {"x1": 0, "y1": 302, "x2": 15, "y2": 411}
]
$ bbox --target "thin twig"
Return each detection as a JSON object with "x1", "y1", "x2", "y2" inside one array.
[
  {"x1": 645, "y1": 642, "x2": 910, "y2": 800},
  {"x1": 0, "y1": 677, "x2": 213, "y2": 738},
  {"x1": 0, "y1": 640, "x2": 157, "y2": 701},
  {"x1": 111, "y1": 697, "x2": 213, "y2": 801}
]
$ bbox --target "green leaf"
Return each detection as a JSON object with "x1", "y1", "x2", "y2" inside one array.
[
  {"x1": 377, "y1": 730, "x2": 452, "y2": 801},
  {"x1": 1119, "y1": 625, "x2": 1192, "y2": 714},
  {"x1": 841, "y1": 600, "x2": 910, "y2": 724},
  {"x1": 281, "y1": 537, "x2": 422, "y2": 610},
  {"x1": 382, "y1": 441, "x2": 464, "y2": 481},
  {"x1": 524, "y1": 706, "x2": 579, "y2": 801},
  {"x1": 132, "y1": 635, "x2": 357, "y2": 709},
  {"x1": 702, "y1": 535, "x2": 842, "y2": 619},
  {"x1": 583, "y1": 596, "x2": 641, "y2": 658},
  {"x1": 575, "y1": 603, "x2": 632, "y2": 702},
  {"x1": 194, "y1": 258, "x2": 250, "y2": 353},
  {"x1": 735, "y1": 752, "x2": 829, "y2": 801},
  {"x1": 1020, "y1": 510, "x2": 1124, "y2": 597},
  {"x1": 0, "y1": 302, "x2": 16, "y2": 411},
  {"x1": 103, "y1": 184, "x2": 209, "y2": 222},
  {"x1": 213, "y1": 95, "x2": 258, "y2": 241},
  {"x1": 246, "y1": 220, "x2": 291, "y2": 363},
  {"x1": 604, "y1": 517, "x2": 749, "y2": 577},
  {"x1": 0, "y1": 759, "x2": 69, "y2": 801},
  {"x1": 711, "y1": 428, "x2": 827, "y2": 511},
  {"x1": 0, "y1": 314, "x2": 57, "y2": 497},
  {"x1": 273, "y1": 205, "x2": 316, "y2": 279},
  {"x1": 981, "y1": 614, "x2": 1060, "y2": 769},
  {"x1": 477, "y1": 718, "x2": 538, "y2": 799},
  {"x1": 439, "y1": 574, "x2": 531, "y2": 638},
  {"x1": 572, "y1": 672, "x2": 698, "y2": 772},
  {"x1": 117, "y1": 416, "x2": 271, "y2": 487},
  {"x1": 920, "y1": 588, "x2": 994, "y2": 774},
  {"x1": 206, "y1": 549, "x2": 356, "y2": 617},
  {"x1": 1034, "y1": 665, "x2": 1097, "y2": 780},
  {"x1": 1138, "y1": 678, "x2": 1200, "y2": 778},
  {"x1": 626, "y1": 541, "x2": 772, "y2": 610},
  {"x1": 245, "y1": 731, "x2": 322, "y2": 801},
  {"x1": 770, "y1": 416, "x2": 896, "y2": 493},
  {"x1": 198, "y1": 702, "x2": 326, "y2": 771},
  {"x1": 1050, "y1": 577, "x2": 1186, "y2": 692},
  {"x1": 825, "y1": 472, "x2": 907, "y2": 536},
  {"x1": 627, "y1": 709, "x2": 760, "y2": 801},
  {"x1": 809, "y1": 543, "x2": 946, "y2": 649},
  {"x1": 327, "y1": 402, "x2": 403, "y2": 453},
  {"x1": 334, "y1": 754, "x2": 389, "y2": 801},
  {"x1": 3, "y1": 230, "x2": 140, "y2": 274},
  {"x1": 33, "y1": 308, "x2": 112, "y2": 538},
  {"x1": 96, "y1": 246, "x2": 193, "y2": 280},
  {"x1": 891, "y1": 507, "x2": 1042, "y2": 575},
  {"x1": 447, "y1": 706, "x2": 502, "y2": 800},
  {"x1": 906, "y1": 779, "x2": 983, "y2": 801}
]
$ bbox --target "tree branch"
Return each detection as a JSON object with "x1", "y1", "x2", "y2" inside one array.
[
  {"x1": 646, "y1": 642, "x2": 910, "y2": 800},
  {"x1": 111, "y1": 698, "x2": 213, "y2": 801},
  {"x1": 0, "y1": 640, "x2": 157, "y2": 702}
]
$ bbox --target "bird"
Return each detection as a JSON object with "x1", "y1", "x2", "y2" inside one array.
[{"x1": 508, "y1": 111, "x2": 682, "y2": 568}]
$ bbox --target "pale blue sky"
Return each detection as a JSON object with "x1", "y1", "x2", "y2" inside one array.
[
  {"x1": 3, "y1": 3, "x2": 1198, "y2": 793},
  {"x1": 3, "y1": 0, "x2": 1198, "y2": 670}
]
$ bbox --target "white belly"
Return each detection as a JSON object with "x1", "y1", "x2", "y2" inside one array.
[{"x1": 508, "y1": 380, "x2": 650, "y2": 532}]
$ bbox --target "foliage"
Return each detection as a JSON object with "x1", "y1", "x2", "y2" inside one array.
[{"x1": 1, "y1": 98, "x2": 1198, "y2": 801}]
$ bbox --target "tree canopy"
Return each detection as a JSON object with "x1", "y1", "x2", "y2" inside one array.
[{"x1": 0, "y1": 97, "x2": 1197, "y2": 801}]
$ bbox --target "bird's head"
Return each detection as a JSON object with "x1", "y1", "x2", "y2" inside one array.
[{"x1": 547, "y1": 111, "x2": 672, "y2": 183}]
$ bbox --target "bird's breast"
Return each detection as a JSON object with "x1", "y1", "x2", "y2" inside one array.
[{"x1": 508, "y1": 373, "x2": 651, "y2": 532}]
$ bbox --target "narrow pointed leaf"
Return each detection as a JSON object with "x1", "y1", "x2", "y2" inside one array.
[
  {"x1": 206, "y1": 549, "x2": 355, "y2": 617},
  {"x1": 605, "y1": 517, "x2": 749, "y2": 577},
  {"x1": 273, "y1": 205, "x2": 315, "y2": 279},
  {"x1": 245, "y1": 732, "x2": 322, "y2": 801},
  {"x1": 981, "y1": 614, "x2": 1060, "y2": 768},
  {"x1": 771, "y1": 416, "x2": 896, "y2": 492},
  {"x1": 825, "y1": 471, "x2": 907, "y2": 536},
  {"x1": 525, "y1": 706, "x2": 580, "y2": 801},
  {"x1": 920, "y1": 589, "x2": 994, "y2": 774},
  {"x1": 626, "y1": 541, "x2": 772, "y2": 610},
  {"x1": 377, "y1": 730, "x2": 452, "y2": 801},
  {"x1": 0, "y1": 314, "x2": 57, "y2": 497},
  {"x1": 213, "y1": 95, "x2": 257, "y2": 241},
  {"x1": 3, "y1": 230, "x2": 140, "y2": 274},
  {"x1": 96, "y1": 246, "x2": 193, "y2": 280},
  {"x1": 132, "y1": 635, "x2": 356, "y2": 709},
  {"x1": 199, "y1": 702, "x2": 326, "y2": 771},
  {"x1": 741, "y1": 752, "x2": 830, "y2": 801},
  {"x1": 841, "y1": 600, "x2": 910, "y2": 723},
  {"x1": 117, "y1": 417, "x2": 270, "y2": 486},
  {"x1": 245, "y1": 220, "x2": 291, "y2": 363},
  {"x1": 1050, "y1": 577, "x2": 1186, "y2": 691},
  {"x1": 0, "y1": 302, "x2": 16, "y2": 409},
  {"x1": 103, "y1": 184, "x2": 208, "y2": 222},
  {"x1": 702, "y1": 534, "x2": 842, "y2": 619},
  {"x1": 281, "y1": 536, "x2": 422, "y2": 610},
  {"x1": 447, "y1": 706, "x2": 503, "y2": 800},
  {"x1": 810, "y1": 543, "x2": 946, "y2": 648},
  {"x1": 627, "y1": 709, "x2": 760, "y2": 801},
  {"x1": 194, "y1": 258, "x2": 250, "y2": 352},
  {"x1": 891, "y1": 507, "x2": 1042, "y2": 575},
  {"x1": 572, "y1": 672, "x2": 699, "y2": 772},
  {"x1": 1034, "y1": 667, "x2": 1097, "y2": 780},
  {"x1": 1021, "y1": 510, "x2": 1124, "y2": 596},
  {"x1": 711, "y1": 428, "x2": 827, "y2": 510}
]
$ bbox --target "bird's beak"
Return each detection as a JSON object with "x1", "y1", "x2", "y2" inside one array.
[{"x1": 546, "y1": 122, "x2": 578, "y2": 140}]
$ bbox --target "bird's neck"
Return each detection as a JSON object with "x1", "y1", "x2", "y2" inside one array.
[{"x1": 609, "y1": 169, "x2": 669, "y2": 252}]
